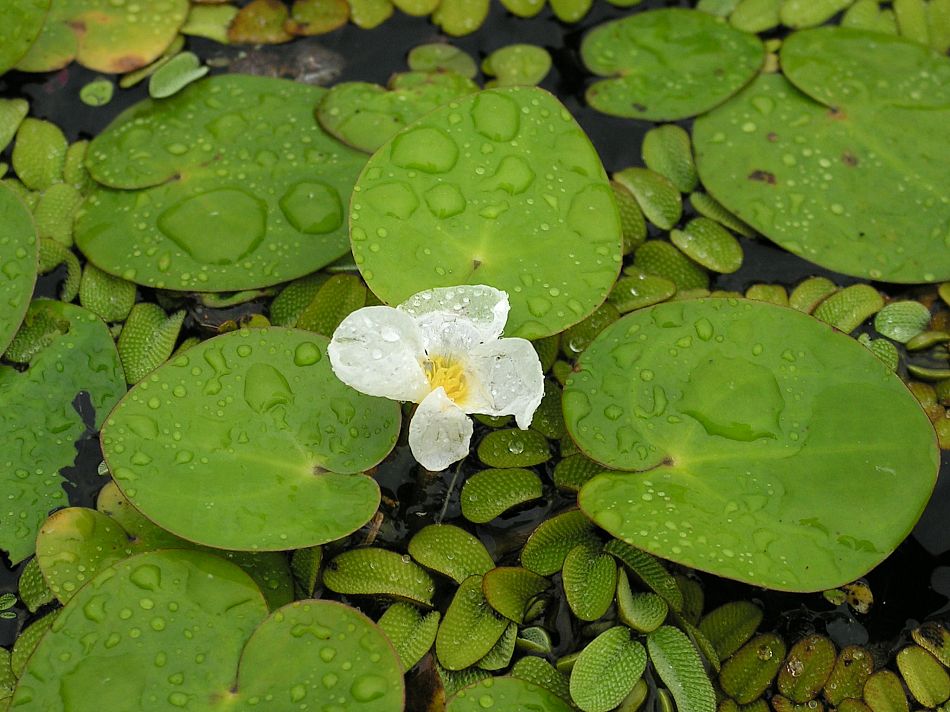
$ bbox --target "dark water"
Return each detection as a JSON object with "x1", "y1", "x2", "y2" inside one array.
[{"x1": 1, "y1": 0, "x2": 948, "y2": 668}]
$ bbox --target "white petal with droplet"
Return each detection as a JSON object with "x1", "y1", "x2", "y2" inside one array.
[
  {"x1": 398, "y1": 285, "x2": 510, "y2": 343},
  {"x1": 463, "y1": 337, "x2": 544, "y2": 428},
  {"x1": 408, "y1": 387, "x2": 474, "y2": 471},
  {"x1": 327, "y1": 306, "x2": 429, "y2": 402}
]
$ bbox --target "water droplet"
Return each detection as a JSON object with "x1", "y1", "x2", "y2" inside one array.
[{"x1": 293, "y1": 341, "x2": 321, "y2": 366}]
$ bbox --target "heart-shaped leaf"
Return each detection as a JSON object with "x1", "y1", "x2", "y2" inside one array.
[
  {"x1": 350, "y1": 86, "x2": 623, "y2": 339},
  {"x1": 77, "y1": 75, "x2": 367, "y2": 291},
  {"x1": 0, "y1": 185, "x2": 38, "y2": 352},
  {"x1": 694, "y1": 28, "x2": 950, "y2": 283},
  {"x1": 101, "y1": 328, "x2": 400, "y2": 551},
  {"x1": 564, "y1": 298, "x2": 938, "y2": 591},
  {"x1": 581, "y1": 8, "x2": 764, "y2": 120},
  {"x1": 1, "y1": 300, "x2": 126, "y2": 564},
  {"x1": 12, "y1": 549, "x2": 404, "y2": 710}
]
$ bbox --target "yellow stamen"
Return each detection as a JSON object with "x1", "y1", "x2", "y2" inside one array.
[{"x1": 424, "y1": 356, "x2": 469, "y2": 404}]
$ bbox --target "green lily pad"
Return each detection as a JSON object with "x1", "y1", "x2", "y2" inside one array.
[
  {"x1": 77, "y1": 75, "x2": 367, "y2": 292},
  {"x1": 0, "y1": 0, "x2": 50, "y2": 76},
  {"x1": 694, "y1": 29, "x2": 950, "y2": 283},
  {"x1": 0, "y1": 185, "x2": 38, "y2": 353},
  {"x1": 350, "y1": 86, "x2": 623, "y2": 340},
  {"x1": 12, "y1": 550, "x2": 404, "y2": 711},
  {"x1": 564, "y1": 298, "x2": 938, "y2": 591},
  {"x1": 1, "y1": 300, "x2": 125, "y2": 564},
  {"x1": 447, "y1": 676, "x2": 574, "y2": 711},
  {"x1": 15, "y1": 0, "x2": 188, "y2": 74},
  {"x1": 101, "y1": 328, "x2": 401, "y2": 551},
  {"x1": 581, "y1": 9, "x2": 764, "y2": 121},
  {"x1": 317, "y1": 71, "x2": 478, "y2": 153}
]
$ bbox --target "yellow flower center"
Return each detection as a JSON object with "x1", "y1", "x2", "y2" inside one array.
[{"x1": 424, "y1": 356, "x2": 469, "y2": 404}]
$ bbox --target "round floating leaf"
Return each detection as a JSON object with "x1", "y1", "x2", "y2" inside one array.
[
  {"x1": 447, "y1": 676, "x2": 574, "y2": 711},
  {"x1": 101, "y1": 328, "x2": 400, "y2": 551},
  {"x1": 227, "y1": 0, "x2": 293, "y2": 44},
  {"x1": 437, "y1": 575, "x2": 508, "y2": 671},
  {"x1": 581, "y1": 9, "x2": 764, "y2": 120},
  {"x1": 482, "y1": 44, "x2": 552, "y2": 87},
  {"x1": 148, "y1": 51, "x2": 208, "y2": 99},
  {"x1": 78, "y1": 75, "x2": 367, "y2": 292},
  {"x1": 324, "y1": 548, "x2": 436, "y2": 606},
  {"x1": 12, "y1": 550, "x2": 404, "y2": 711},
  {"x1": 863, "y1": 670, "x2": 908, "y2": 712},
  {"x1": 351, "y1": 86, "x2": 622, "y2": 340},
  {"x1": 408, "y1": 524, "x2": 494, "y2": 584},
  {"x1": 694, "y1": 29, "x2": 950, "y2": 283},
  {"x1": 671, "y1": 218, "x2": 744, "y2": 274},
  {"x1": 0, "y1": 185, "x2": 38, "y2": 353},
  {"x1": 1, "y1": 300, "x2": 125, "y2": 564},
  {"x1": 565, "y1": 298, "x2": 938, "y2": 591},
  {"x1": 570, "y1": 626, "x2": 647, "y2": 712},
  {"x1": 897, "y1": 645, "x2": 949, "y2": 708},
  {"x1": 15, "y1": 0, "x2": 188, "y2": 74},
  {"x1": 461, "y1": 468, "x2": 543, "y2": 523},
  {"x1": 317, "y1": 71, "x2": 478, "y2": 153},
  {"x1": 0, "y1": 0, "x2": 49, "y2": 75},
  {"x1": 648, "y1": 625, "x2": 716, "y2": 712}
]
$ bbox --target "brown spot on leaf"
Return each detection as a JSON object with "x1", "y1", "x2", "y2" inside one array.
[
  {"x1": 67, "y1": 19, "x2": 86, "y2": 34},
  {"x1": 109, "y1": 55, "x2": 147, "y2": 73},
  {"x1": 767, "y1": 132, "x2": 778, "y2": 142},
  {"x1": 828, "y1": 107, "x2": 847, "y2": 121},
  {"x1": 842, "y1": 152, "x2": 859, "y2": 167},
  {"x1": 749, "y1": 170, "x2": 777, "y2": 185},
  {"x1": 472, "y1": 259, "x2": 482, "y2": 270},
  {"x1": 632, "y1": 102, "x2": 647, "y2": 112}
]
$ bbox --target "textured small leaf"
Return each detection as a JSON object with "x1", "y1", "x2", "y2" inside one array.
[
  {"x1": 562, "y1": 542, "x2": 617, "y2": 622},
  {"x1": 671, "y1": 217, "x2": 743, "y2": 274},
  {"x1": 609, "y1": 270, "x2": 677, "y2": 314},
  {"x1": 719, "y1": 633, "x2": 787, "y2": 703},
  {"x1": 407, "y1": 43, "x2": 478, "y2": 78},
  {"x1": 447, "y1": 675, "x2": 574, "y2": 711},
  {"x1": 228, "y1": 0, "x2": 293, "y2": 44},
  {"x1": 511, "y1": 656, "x2": 572, "y2": 702},
  {"x1": 777, "y1": 635, "x2": 836, "y2": 703},
  {"x1": 378, "y1": 602, "x2": 441, "y2": 671},
  {"x1": 323, "y1": 548, "x2": 435, "y2": 606},
  {"x1": 553, "y1": 453, "x2": 606, "y2": 492},
  {"x1": 824, "y1": 645, "x2": 874, "y2": 705},
  {"x1": 521, "y1": 510, "x2": 599, "y2": 576},
  {"x1": 17, "y1": 558, "x2": 53, "y2": 613},
  {"x1": 642, "y1": 124, "x2": 698, "y2": 193},
  {"x1": 116, "y1": 302, "x2": 185, "y2": 383},
  {"x1": 614, "y1": 168, "x2": 682, "y2": 230},
  {"x1": 634, "y1": 241, "x2": 709, "y2": 291},
  {"x1": 561, "y1": 304, "x2": 620, "y2": 359},
  {"x1": 616, "y1": 570, "x2": 667, "y2": 633},
  {"x1": 612, "y1": 181, "x2": 647, "y2": 254},
  {"x1": 476, "y1": 429, "x2": 550, "y2": 468},
  {"x1": 570, "y1": 626, "x2": 647, "y2": 712},
  {"x1": 863, "y1": 670, "x2": 909, "y2": 712},
  {"x1": 12, "y1": 118, "x2": 66, "y2": 191},
  {"x1": 896, "y1": 645, "x2": 949, "y2": 708},
  {"x1": 874, "y1": 301, "x2": 931, "y2": 343},
  {"x1": 813, "y1": 284, "x2": 884, "y2": 333},
  {"x1": 780, "y1": 0, "x2": 853, "y2": 28},
  {"x1": 78, "y1": 264, "x2": 136, "y2": 323},
  {"x1": 648, "y1": 625, "x2": 717, "y2": 712},
  {"x1": 745, "y1": 283, "x2": 788, "y2": 306},
  {"x1": 604, "y1": 539, "x2": 683, "y2": 612},
  {"x1": 290, "y1": 546, "x2": 322, "y2": 597},
  {"x1": 461, "y1": 469, "x2": 543, "y2": 524},
  {"x1": 295, "y1": 273, "x2": 367, "y2": 337},
  {"x1": 477, "y1": 622, "x2": 517, "y2": 670},
  {"x1": 11, "y1": 610, "x2": 57, "y2": 677},
  {"x1": 531, "y1": 379, "x2": 566, "y2": 439},
  {"x1": 789, "y1": 277, "x2": 837, "y2": 314},
  {"x1": 436, "y1": 575, "x2": 508, "y2": 670},
  {"x1": 482, "y1": 567, "x2": 550, "y2": 623},
  {"x1": 912, "y1": 622, "x2": 950, "y2": 667},
  {"x1": 689, "y1": 191, "x2": 754, "y2": 237},
  {"x1": 33, "y1": 182, "x2": 82, "y2": 247},
  {"x1": 482, "y1": 44, "x2": 552, "y2": 87},
  {"x1": 408, "y1": 524, "x2": 494, "y2": 584},
  {"x1": 699, "y1": 601, "x2": 763, "y2": 660}
]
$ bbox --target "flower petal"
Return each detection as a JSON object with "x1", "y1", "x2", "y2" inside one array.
[
  {"x1": 328, "y1": 306, "x2": 429, "y2": 402},
  {"x1": 408, "y1": 387, "x2": 474, "y2": 471},
  {"x1": 463, "y1": 337, "x2": 544, "y2": 428},
  {"x1": 398, "y1": 285, "x2": 510, "y2": 346}
]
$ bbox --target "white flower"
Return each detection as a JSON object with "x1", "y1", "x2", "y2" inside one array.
[{"x1": 328, "y1": 285, "x2": 544, "y2": 471}]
